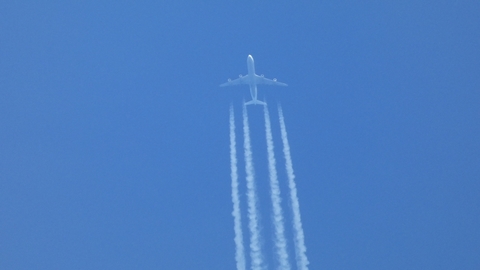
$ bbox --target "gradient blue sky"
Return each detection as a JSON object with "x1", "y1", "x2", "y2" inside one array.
[{"x1": 1, "y1": 1, "x2": 479, "y2": 269}]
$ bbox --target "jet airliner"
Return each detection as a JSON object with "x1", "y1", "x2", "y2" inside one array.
[{"x1": 220, "y1": 55, "x2": 287, "y2": 106}]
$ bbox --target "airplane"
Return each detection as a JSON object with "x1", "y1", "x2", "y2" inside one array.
[{"x1": 220, "y1": 55, "x2": 287, "y2": 106}]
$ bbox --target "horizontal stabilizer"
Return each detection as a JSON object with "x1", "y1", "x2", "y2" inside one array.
[{"x1": 245, "y1": 100, "x2": 267, "y2": 106}]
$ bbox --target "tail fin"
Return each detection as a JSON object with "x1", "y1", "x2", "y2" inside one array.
[{"x1": 245, "y1": 100, "x2": 267, "y2": 106}]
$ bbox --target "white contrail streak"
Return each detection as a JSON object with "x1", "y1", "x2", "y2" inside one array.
[
  {"x1": 263, "y1": 104, "x2": 291, "y2": 270},
  {"x1": 278, "y1": 104, "x2": 309, "y2": 270},
  {"x1": 230, "y1": 105, "x2": 246, "y2": 270},
  {"x1": 242, "y1": 104, "x2": 263, "y2": 270}
]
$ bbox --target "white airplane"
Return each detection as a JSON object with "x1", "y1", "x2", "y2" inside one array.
[{"x1": 220, "y1": 55, "x2": 287, "y2": 106}]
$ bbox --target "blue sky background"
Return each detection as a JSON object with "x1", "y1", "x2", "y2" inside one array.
[{"x1": 1, "y1": 1, "x2": 479, "y2": 269}]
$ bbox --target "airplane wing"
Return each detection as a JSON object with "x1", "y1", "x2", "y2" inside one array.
[
  {"x1": 254, "y1": 75, "x2": 288, "y2": 86},
  {"x1": 220, "y1": 75, "x2": 249, "y2": 87}
]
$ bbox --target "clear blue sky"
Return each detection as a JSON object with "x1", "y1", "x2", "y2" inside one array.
[{"x1": 1, "y1": 1, "x2": 479, "y2": 269}]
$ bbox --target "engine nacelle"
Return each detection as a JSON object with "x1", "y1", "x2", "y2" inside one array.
[
  {"x1": 273, "y1": 78, "x2": 277, "y2": 82},
  {"x1": 239, "y1": 74, "x2": 243, "y2": 78},
  {"x1": 228, "y1": 78, "x2": 232, "y2": 82}
]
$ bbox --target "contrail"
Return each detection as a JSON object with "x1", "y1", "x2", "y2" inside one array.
[
  {"x1": 242, "y1": 103, "x2": 263, "y2": 270},
  {"x1": 230, "y1": 105, "x2": 246, "y2": 270},
  {"x1": 263, "y1": 104, "x2": 290, "y2": 270},
  {"x1": 278, "y1": 104, "x2": 309, "y2": 270}
]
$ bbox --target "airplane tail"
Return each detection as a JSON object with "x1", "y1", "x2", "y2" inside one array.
[{"x1": 245, "y1": 100, "x2": 267, "y2": 106}]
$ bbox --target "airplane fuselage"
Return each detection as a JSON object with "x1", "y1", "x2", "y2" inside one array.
[{"x1": 246, "y1": 55, "x2": 258, "y2": 102}]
